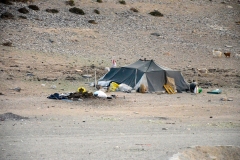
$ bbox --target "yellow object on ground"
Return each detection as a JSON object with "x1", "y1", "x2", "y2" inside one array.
[
  {"x1": 164, "y1": 84, "x2": 175, "y2": 94},
  {"x1": 109, "y1": 82, "x2": 119, "y2": 91},
  {"x1": 78, "y1": 87, "x2": 86, "y2": 93}
]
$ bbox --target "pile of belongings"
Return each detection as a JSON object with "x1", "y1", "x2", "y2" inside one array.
[
  {"x1": 47, "y1": 87, "x2": 115, "y2": 101},
  {"x1": 47, "y1": 87, "x2": 95, "y2": 101},
  {"x1": 105, "y1": 82, "x2": 132, "y2": 93}
]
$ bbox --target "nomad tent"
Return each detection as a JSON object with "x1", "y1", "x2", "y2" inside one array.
[{"x1": 98, "y1": 59, "x2": 189, "y2": 92}]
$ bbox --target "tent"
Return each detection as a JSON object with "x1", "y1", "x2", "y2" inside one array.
[{"x1": 98, "y1": 59, "x2": 189, "y2": 92}]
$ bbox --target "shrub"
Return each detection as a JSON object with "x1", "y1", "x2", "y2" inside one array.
[
  {"x1": 18, "y1": 7, "x2": 29, "y2": 14},
  {"x1": 46, "y1": 9, "x2": 59, "y2": 13},
  {"x1": 94, "y1": 9, "x2": 100, "y2": 14},
  {"x1": 149, "y1": 10, "x2": 163, "y2": 17},
  {"x1": 130, "y1": 7, "x2": 138, "y2": 12},
  {"x1": 19, "y1": 15, "x2": 27, "y2": 19},
  {"x1": 0, "y1": 12, "x2": 14, "y2": 19},
  {"x1": 2, "y1": 42, "x2": 13, "y2": 47},
  {"x1": 0, "y1": 0, "x2": 13, "y2": 5},
  {"x1": 65, "y1": 0, "x2": 75, "y2": 6},
  {"x1": 9, "y1": 0, "x2": 34, "y2": 2},
  {"x1": 96, "y1": 0, "x2": 102, "y2": 3},
  {"x1": 69, "y1": 7, "x2": 85, "y2": 15},
  {"x1": 119, "y1": 0, "x2": 126, "y2": 5},
  {"x1": 88, "y1": 20, "x2": 97, "y2": 24},
  {"x1": 28, "y1": 5, "x2": 39, "y2": 11}
]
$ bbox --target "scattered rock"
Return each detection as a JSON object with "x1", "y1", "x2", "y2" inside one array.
[
  {"x1": 0, "y1": 12, "x2": 14, "y2": 19},
  {"x1": 69, "y1": 7, "x2": 85, "y2": 15},
  {"x1": 149, "y1": 10, "x2": 163, "y2": 17},
  {"x1": 46, "y1": 9, "x2": 59, "y2": 14},
  {"x1": 28, "y1": 5, "x2": 40, "y2": 11},
  {"x1": 18, "y1": 7, "x2": 29, "y2": 14},
  {"x1": 151, "y1": 32, "x2": 160, "y2": 36}
]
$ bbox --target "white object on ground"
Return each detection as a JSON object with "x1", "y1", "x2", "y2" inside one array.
[{"x1": 93, "y1": 90, "x2": 107, "y2": 98}]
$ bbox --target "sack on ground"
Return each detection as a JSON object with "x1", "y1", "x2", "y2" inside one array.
[
  {"x1": 118, "y1": 83, "x2": 132, "y2": 92},
  {"x1": 109, "y1": 82, "x2": 119, "y2": 91}
]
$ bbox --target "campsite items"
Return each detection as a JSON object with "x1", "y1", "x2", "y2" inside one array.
[
  {"x1": 47, "y1": 93, "x2": 68, "y2": 100},
  {"x1": 14, "y1": 87, "x2": 21, "y2": 92},
  {"x1": 220, "y1": 97, "x2": 233, "y2": 101},
  {"x1": 207, "y1": 89, "x2": 222, "y2": 94},
  {"x1": 190, "y1": 81, "x2": 197, "y2": 93},
  {"x1": 93, "y1": 90, "x2": 107, "y2": 98},
  {"x1": 118, "y1": 83, "x2": 132, "y2": 93},
  {"x1": 163, "y1": 84, "x2": 175, "y2": 94},
  {"x1": 47, "y1": 87, "x2": 95, "y2": 100},
  {"x1": 194, "y1": 86, "x2": 198, "y2": 94},
  {"x1": 109, "y1": 82, "x2": 119, "y2": 92},
  {"x1": 78, "y1": 87, "x2": 86, "y2": 93},
  {"x1": 10, "y1": 87, "x2": 21, "y2": 92}
]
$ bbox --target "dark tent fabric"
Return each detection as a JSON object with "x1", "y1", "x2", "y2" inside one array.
[{"x1": 98, "y1": 59, "x2": 189, "y2": 92}]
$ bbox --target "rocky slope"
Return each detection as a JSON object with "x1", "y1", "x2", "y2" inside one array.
[{"x1": 0, "y1": 0, "x2": 240, "y2": 89}]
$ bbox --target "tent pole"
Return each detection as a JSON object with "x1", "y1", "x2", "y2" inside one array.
[
  {"x1": 95, "y1": 69, "x2": 97, "y2": 89},
  {"x1": 135, "y1": 69, "x2": 137, "y2": 87}
]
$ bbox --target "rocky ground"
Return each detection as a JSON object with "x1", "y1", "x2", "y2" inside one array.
[{"x1": 0, "y1": 0, "x2": 240, "y2": 160}]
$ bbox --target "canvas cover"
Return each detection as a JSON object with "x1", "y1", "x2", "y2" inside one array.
[{"x1": 98, "y1": 59, "x2": 189, "y2": 92}]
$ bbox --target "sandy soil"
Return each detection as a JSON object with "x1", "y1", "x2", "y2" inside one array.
[{"x1": 0, "y1": 0, "x2": 240, "y2": 159}]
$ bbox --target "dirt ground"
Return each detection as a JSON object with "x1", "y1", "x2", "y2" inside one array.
[
  {"x1": 0, "y1": 0, "x2": 240, "y2": 159},
  {"x1": 0, "y1": 47, "x2": 240, "y2": 160}
]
